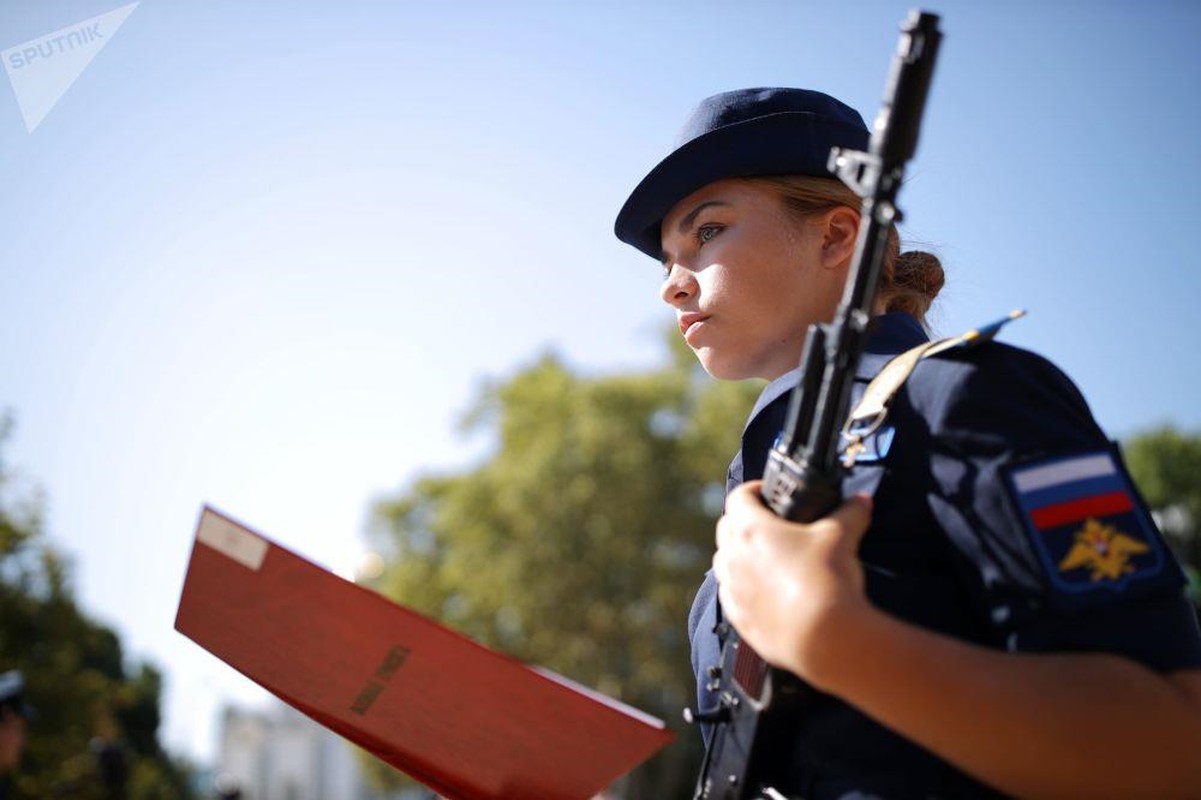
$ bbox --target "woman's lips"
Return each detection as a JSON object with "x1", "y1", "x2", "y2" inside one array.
[{"x1": 679, "y1": 313, "x2": 710, "y2": 344}]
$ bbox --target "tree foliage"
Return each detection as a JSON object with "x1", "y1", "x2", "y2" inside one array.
[
  {"x1": 365, "y1": 337, "x2": 760, "y2": 798},
  {"x1": 0, "y1": 415, "x2": 197, "y2": 799},
  {"x1": 1125, "y1": 425, "x2": 1201, "y2": 599}
]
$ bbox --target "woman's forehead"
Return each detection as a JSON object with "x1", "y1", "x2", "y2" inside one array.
[{"x1": 662, "y1": 179, "x2": 774, "y2": 229}]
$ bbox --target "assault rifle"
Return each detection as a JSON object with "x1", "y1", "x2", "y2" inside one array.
[{"x1": 688, "y1": 11, "x2": 942, "y2": 799}]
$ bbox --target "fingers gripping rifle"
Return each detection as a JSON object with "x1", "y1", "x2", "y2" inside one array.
[{"x1": 689, "y1": 12, "x2": 942, "y2": 799}]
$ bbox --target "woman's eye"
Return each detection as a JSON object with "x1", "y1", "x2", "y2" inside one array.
[{"x1": 697, "y1": 224, "x2": 722, "y2": 245}]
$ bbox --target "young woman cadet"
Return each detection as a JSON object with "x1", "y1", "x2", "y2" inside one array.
[{"x1": 614, "y1": 88, "x2": 1201, "y2": 799}]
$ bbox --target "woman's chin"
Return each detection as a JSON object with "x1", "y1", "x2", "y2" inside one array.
[{"x1": 695, "y1": 350, "x2": 756, "y2": 381}]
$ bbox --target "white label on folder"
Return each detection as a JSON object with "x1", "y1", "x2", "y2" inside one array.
[{"x1": 198, "y1": 510, "x2": 268, "y2": 571}]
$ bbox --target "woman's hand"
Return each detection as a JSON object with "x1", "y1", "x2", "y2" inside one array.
[{"x1": 712, "y1": 480, "x2": 874, "y2": 689}]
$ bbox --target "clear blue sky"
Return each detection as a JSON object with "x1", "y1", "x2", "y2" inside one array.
[{"x1": 2, "y1": 0, "x2": 1199, "y2": 765}]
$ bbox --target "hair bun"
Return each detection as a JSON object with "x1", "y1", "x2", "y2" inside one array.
[{"x1": 886, "y1": 250, "x2": 944, "y2": 318}]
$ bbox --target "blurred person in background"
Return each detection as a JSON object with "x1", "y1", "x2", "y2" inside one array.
[{"x1": 0, "y1": 671, "x2": 33, "y2": 799}]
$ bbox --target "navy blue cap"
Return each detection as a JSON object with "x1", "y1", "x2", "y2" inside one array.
[
  {"x1": 0, "y1": 670, "x2": 33, "y2": 719},
  {"x1": 614, "y1": 87, "x2": 869, "y2": 260}
]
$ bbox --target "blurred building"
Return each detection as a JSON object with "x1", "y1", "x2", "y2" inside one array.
[
  {"x1": 214, "y1": 699, "x2": 612, "y2": 800},
  {"x1": 216, "y1": 700, "x2": 372, "y2": 800}
]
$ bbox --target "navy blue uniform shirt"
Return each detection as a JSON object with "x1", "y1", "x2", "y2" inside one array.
[{"x1": 688, "y1": 312, "x2": 1201, "y2": 799}]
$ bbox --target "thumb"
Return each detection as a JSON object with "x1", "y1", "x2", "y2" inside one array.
[
  {"x1": 823, "y1": 493, "x2": 874, "y2": 552},
  {"x1": 724, "y1": 480, "x2": 766, "y2": 514}
]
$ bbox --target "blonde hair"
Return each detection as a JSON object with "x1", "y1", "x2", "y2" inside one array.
[{"x1": 745, "y1": 175, "x2": 945, "y2": 325}]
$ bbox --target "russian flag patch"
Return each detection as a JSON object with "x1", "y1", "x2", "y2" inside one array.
[{"x1": 1005, "y1": 450, "x2": 1166, "y2": 595}]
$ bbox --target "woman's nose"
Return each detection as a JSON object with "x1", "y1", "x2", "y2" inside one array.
[{"x1": 660, "y1": 263, "x2": 697, "y2": 306}]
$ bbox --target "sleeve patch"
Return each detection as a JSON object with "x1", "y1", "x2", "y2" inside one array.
[{"x1": 1004, "y1": 450, "x2": 1168, "y2": 596}]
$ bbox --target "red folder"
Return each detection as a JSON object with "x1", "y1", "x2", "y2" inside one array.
[{"x1": 175, "y1": 506, "x2": 674, "y2": 800}]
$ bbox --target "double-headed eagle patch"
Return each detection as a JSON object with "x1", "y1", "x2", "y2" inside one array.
[{"x1": 1058, "y1": 518, "x2": 1150, "y2": 582}]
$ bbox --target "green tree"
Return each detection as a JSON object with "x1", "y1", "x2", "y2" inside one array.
[
  {"x1": 0, "y1": 415, "x2": 197, "y2": 799},
  {"x1": 1125, "y1": 425, "x2": 1201, "y2": 600},
  {"x1": 365, "y1": 337, "x2": 760, "y2": 798}
]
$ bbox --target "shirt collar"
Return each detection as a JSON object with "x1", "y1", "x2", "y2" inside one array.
[
  {"x1": 745, "y1": 312, "x2": 930, "y2": 429},
  {"x1": 866, "y1": 311, "x2": 929, "y2": 355}
]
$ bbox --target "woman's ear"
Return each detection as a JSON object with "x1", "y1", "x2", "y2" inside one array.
[{"x1": 819, "y1": 206, "x2": 860, "y2": 270}]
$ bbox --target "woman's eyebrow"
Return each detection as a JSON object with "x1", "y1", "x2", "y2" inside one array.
[{"x1": 676, "y1": 200, "x2": 730, "y2": 234}]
